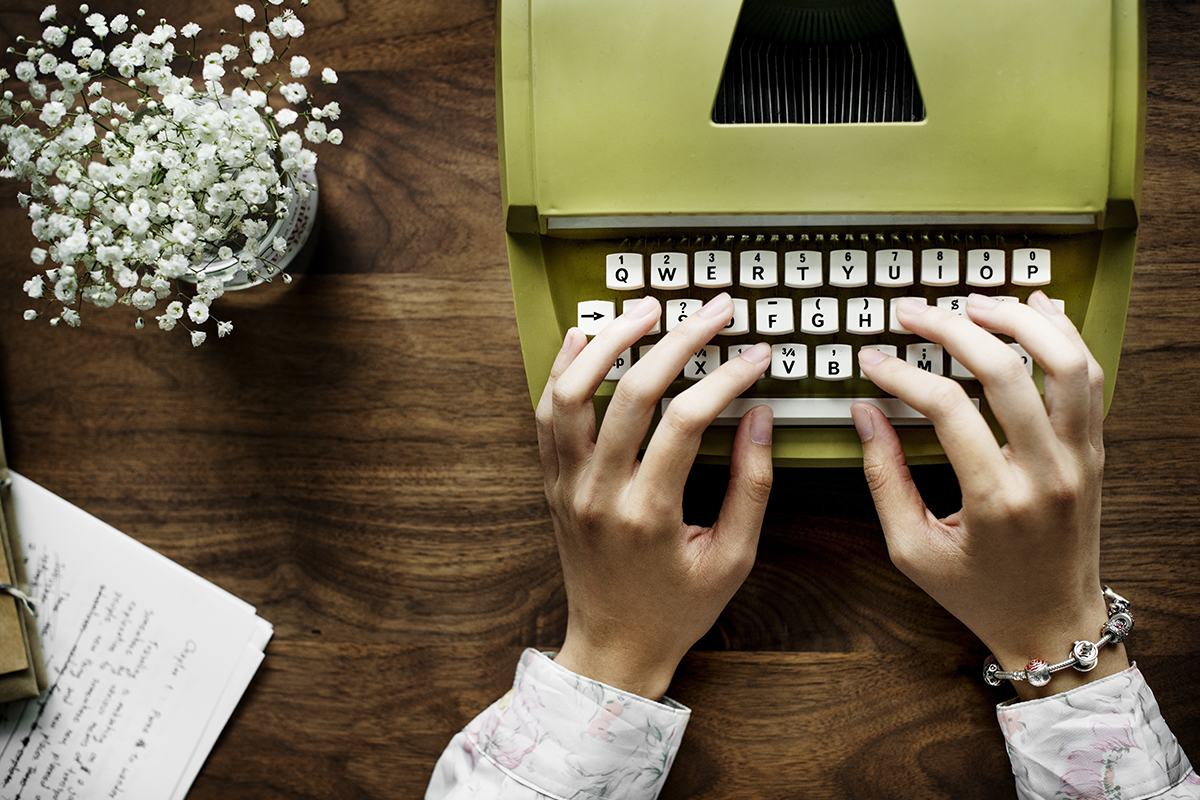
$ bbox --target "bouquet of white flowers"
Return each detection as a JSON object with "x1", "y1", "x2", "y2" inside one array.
[{"x1": 0, "y1": 1, "x2": 342, "y2": 345}]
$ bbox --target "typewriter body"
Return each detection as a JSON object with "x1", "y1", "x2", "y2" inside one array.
[{"x1": 496, "y1": 0, "x2": 1146, "y2": 466}]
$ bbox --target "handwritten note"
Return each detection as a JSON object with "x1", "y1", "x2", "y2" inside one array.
[{"x1": 0, "y1": 473, "x2": 272, "y2": 800}]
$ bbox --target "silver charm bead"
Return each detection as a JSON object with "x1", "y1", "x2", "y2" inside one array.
[
  {"x1": 1071, "y1": 640, "x2": 1099, "y2": 672},
  {"x1": 1104, "y1": 611, "x2": 1134, "y2": 643},
  {"x1": 983, "y1": 656, "x2": 1002, "y2": 687},
  {"x1": 1025, "y1": 659, "x2": 1051, "y2": 687}
]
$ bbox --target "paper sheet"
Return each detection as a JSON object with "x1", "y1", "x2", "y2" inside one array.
[{"x1": 0, "y1": 473, "x2": 272, "y2": 799}]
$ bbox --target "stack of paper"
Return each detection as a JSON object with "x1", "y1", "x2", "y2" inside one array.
[{"x1": 0, "y1": 472, "x2": 273, "y2": 799}]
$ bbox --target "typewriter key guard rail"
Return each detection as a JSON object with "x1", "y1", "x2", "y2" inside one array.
[{"x1": 496, "y1": 0, "x2": 1145, "y2": 467}]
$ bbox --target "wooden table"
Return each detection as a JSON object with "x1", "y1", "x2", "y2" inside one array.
[{"x1": 1, "y1": 1, "x2": 1197, "y2": 797}]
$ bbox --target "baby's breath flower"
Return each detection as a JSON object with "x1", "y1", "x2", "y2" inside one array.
[
  {"x1": 44, "y1": 26, "x2": 68, "y2": 48},
  {"x1": 279, "y1": 82, "x2": 306, "y2": 104},
  {"x1": 190, "y1": 329, "x2": 206, "y2": 346},
  {"x1": 24, "y1": 310, "x2": 38, "y2": 321},
  {"x1": 187, "y1": 299, "x2": 209, "y2": 323},
  {"x1": 40, "y1": 6, "x2": 57, "y2": 23},
  {"x1": 4, "y1": 0, "x2": 337, "y2": 345}
]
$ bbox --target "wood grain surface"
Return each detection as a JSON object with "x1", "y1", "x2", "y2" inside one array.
[{"x1": 1, "y1": 1, "x2": 1197, "y2": 797}]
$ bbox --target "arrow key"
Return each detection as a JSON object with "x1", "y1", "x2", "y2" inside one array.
[{"x1": 577, "y1": 300, "x2": 615, "y2": 336}]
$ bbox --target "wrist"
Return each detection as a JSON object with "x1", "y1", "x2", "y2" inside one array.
[
  {"x1": 553, "y1": 635, "x2": 682, "y2": 701},
  {"x1": 987, "y1": 586, "x2": 1133, "y2": 701}
]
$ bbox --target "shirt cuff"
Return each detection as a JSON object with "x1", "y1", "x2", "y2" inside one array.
[
  {"x1": 997, "y1": 664, "x2": 1198, "y2": 800},
  {"x1": 460, "y1": 648, "x2": 691, "y2": 800}
]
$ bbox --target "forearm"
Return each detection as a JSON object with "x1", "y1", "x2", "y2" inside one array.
[
  {"x1": 998, "y1": 665, "x2": 1198, "y2": 800},
  {"x1": 427, "y1": 649, "x2": 690, "y2": 800}
]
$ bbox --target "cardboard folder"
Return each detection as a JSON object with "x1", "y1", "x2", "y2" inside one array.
[{"x1": 0, "y1": 418, "x2": 46, "y2": 702}]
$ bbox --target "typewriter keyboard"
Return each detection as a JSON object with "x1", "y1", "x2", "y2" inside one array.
[{"x1": 567, "y1": 233, "x2": 1076, "y2": 426}]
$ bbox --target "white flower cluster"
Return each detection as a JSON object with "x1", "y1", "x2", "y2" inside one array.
[{"x1": 1, "y1": 1, "x2": 344, "y2": 345}]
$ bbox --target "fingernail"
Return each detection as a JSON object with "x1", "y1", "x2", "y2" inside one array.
[
  {"x1": 749, "y1": 405, "x2": 773, "y2": 445},
  {"x1": 897, "y1": 297, "x2": 928, "y2": 315},
  {"x1": 1027, "y1": 290, "x2": 1060, "y2": 315},
  {"x1": 967, "y1": 293, "x2": 999, "y2": 309},
  {"x1": 739, "y1": 342, "x2": 770, "y2": 366},
  {"x1": 858, "y1": 347, "x2": 887, "y2": 366},
  {"x1": 698, "y1": 292, "x2": 733, "y2": 318},
  {"x1": 627, "y1": 295, "x2": 658, "y2": 319},
  {"x1": 560, "y1": 327, "x2": 580, "y2": 351},
  {"x1": 850, "y1": 403, "x2": 874, "y2": 442}
]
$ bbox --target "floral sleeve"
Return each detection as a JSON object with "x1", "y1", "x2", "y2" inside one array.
[
  {"x1": 998, "y1": 665, "x2": 1199, "y2": 799},
  {"x1": 426, "y1": 648, "x2": 690, "y2": 800}
]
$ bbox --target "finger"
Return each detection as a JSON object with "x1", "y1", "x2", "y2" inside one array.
[
  {"x1": 893, "y1": 297, "x2": 1057, "y2": 461},
  {"x1": 592, "y1": 293, "x2": 737, "y2": 475},
  {"x1": 549, "y1": 297, "x2": 663, "y2": 475},
  {"x1": 707, "y1": 404, "x2": 774, "y2": 580},
  {"x1": 536, "y1": 327, "x2": 587, "y2": 486},
  {"x1": 635, "y1": 341, "x2": 772, "y2": 503},
  {"x1": 850, "y1": 402, "x2": 941, "y2": 579},
  {"x1": 857, "y1": 347, "x2": 1013, "y2": 499},
  {"x1": 963, "y1": 293, "x2": 1094, "y2": 449},
  {"x1": 1025, "y1": 290, "x2": 1106, "y2": 452}
]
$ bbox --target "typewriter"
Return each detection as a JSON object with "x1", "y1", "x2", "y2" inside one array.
[{"x1": 496, "y1": 0, "x2": 1145, "y2": 466}]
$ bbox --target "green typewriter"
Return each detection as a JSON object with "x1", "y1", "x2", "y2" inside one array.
[{"x1": 496, "y1": 0, "x2": 1145, "y2": 466}]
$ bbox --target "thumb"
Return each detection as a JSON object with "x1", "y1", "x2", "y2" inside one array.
[
  {"x1": 712, "y1": 405, "x2": 774, "y2": 567},
  {"x1": 851, "y1": 402, "x2": 932, "y2": 568}
]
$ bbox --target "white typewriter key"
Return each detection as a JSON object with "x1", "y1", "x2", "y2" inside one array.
[
  {"x1": 800, "y1": 297, "x2": 838, "y2": 334},
  {"x1": 577, "y1": 300, "x2": 615, "y2": 336},
  {"x1": 606, "y1": 253, "x2": 644, "y2": 290},
  {"x1": 936, "y1": 295, "x2": 968, "y2": 315},
  {"x1": 755, "y1": 297, "x2": 794, "y2": 335},
  {"x1": 665, "y1": 298, "x2": 701, "y2": 331},
  {"x1": 683, "y1": 345, "x2": 721, "y2": 381},
  {"x1": 770, "y1": 343, "x2": 808, "y2": 380},
  {"x1": 694, "y1": 250, "x2": 733, "y2": 288},
  {"x1": 622, "y1": 297, "x2": 661, "y2": 334},
  {"x1": 859, "y1": 345, "x2": 897, "y2": 380},
  {"x1": 1012, "y1": 248, "x2": 1051, "y2": 286},
  {"x1": 784, "y1": 250, "x2": 823, "y2": 288},
  {"x1": 966, "y1": 249, "x2": 1006, "y2": 287},
  {"x1": 906, "y1": 342, "x2": 944, "y2": 375},
  {"x1": 638, "y1": 344, "x2": 656, "y2": 360},
  {"x1": 950, "y1": 356, "x2": 975, "y2": 380},
  {"x1": 650, "y1": 252, "x2": 689, "y2": 290},
  {"x1": 846, "y1": 297, "x2": 885, "y2": 334},
  {"x1": 1009, "y1": 343, "x2": 1033, "y2": 375},
  {"x1": 1050, "y1": 298, "x2": 1066, "y2": 313},
  {"x1": 889, "y1": 296, "x2": 927, "y2": 333},
  {"x1": 921, "y1": 248, "x2": 960, "y2": 286},
  {"x1": 739, "y1": 250, "x2": 778, "y2": 287},
  {"x1": 718, "y1": 298, "x2": 750, "y2": 335},
  {"x1": 875, "y1": 249, "x2": 914, "y2": 287},
  {"x1": 605, "y1": 347, "x2": 632, "y2": 381},
  {"x1": 815, "y1": 344, "x2": 853, "y2": 381},
  {"x1": 830, "y1": 249, "x2": 869, "y2": 287}
]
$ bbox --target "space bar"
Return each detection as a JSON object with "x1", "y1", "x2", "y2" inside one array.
[{"x1": 662, "y1": 396, "x2": 978, "y2": 427}]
